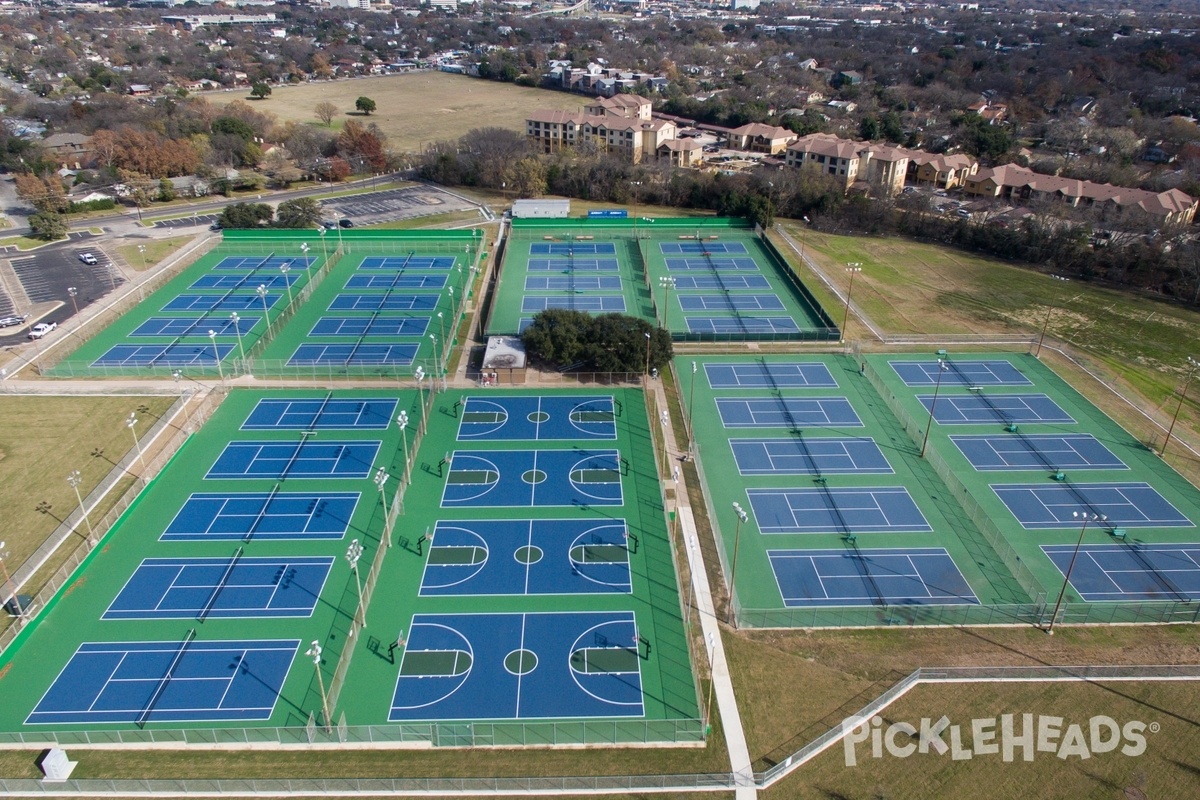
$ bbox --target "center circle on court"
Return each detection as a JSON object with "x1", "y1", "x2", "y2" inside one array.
[
  {"x1": 527, "y1": 411, "x2": 550, "y2": 423},
  {"x1": 515, "y1": 545, "x2": 543, "y2": 564},
  {"x1": 522, "y1": 469, "x2": 547, "y2": 484},
  {"x1": 504, "y1": 649, "x2": 537, "y2": 675}
]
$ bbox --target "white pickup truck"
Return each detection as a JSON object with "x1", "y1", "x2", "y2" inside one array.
[{"x1": 28, "y1": 322, "x2": 57, "y2": 339}]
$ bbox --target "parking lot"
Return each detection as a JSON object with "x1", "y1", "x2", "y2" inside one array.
[
  {"x1": 320, "y1": 185, "x2": 477, "y2": 226},
  {"x1": 0, "y1": 237, "x2": 121, "y2": 342}
]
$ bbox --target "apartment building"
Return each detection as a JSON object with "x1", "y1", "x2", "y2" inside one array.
[{"x1": 525, "y1": 95, "x2": 676, "y2": 164}]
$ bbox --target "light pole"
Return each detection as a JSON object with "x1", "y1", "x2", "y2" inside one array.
[
  {"x1": 0, "y1": 541, "x2": 22, "y2": 617},
  {"x1": 684, "y1": 535, "x2": 697, "y2": 634},
  {"x1": 643, "y1": 331, "x2": 652, "y2": 382},
  {"x1": 704, "y1": 630, "x2": 716, "y2": 733},
  {"x1": 137, "y1": 244, "x2": 147, "y2": 272},
  {"x1": 437, "y1": 311, "x2": 446, "y2": 353},
  {"x1": 1161, "y1": 356, "x2": 1199, "y2": 458},
  {"x1": 305, "y1": 640, "x2": 331, "y2": 730},
  {"x1": 373, "y1": 468, "x2": 393, "y2": 548},
  {"x1": 397, "y1": 410, "x2": 411, "y2": 484},
  {"x1": 671, "y1": 465, "x2": 681, "y2": 541},
  {"x1": 658, "y1": 275, "x2": 676, "y2": 331},
  {"x1": 1046, "y1": 511, "x2": 1106, "y2": 634},
  {"x1": 208, "y1": 329, "x2": 225, "y2": 385},
  {"x1": 919, "y1": 358, "x2": 948, "y2": 458},
  {"x1": 256, "y1": 284, "x2": 271, "y2": 336},
  {"x1": 841, "y1": 263, "x2": 862, "y2": 343},
  {"x1": 660, "y1": 408, "x2": 670, "y2": 477},
  {"x1": 688, "y1": 360, "x2": 698, "y2": 452},
  {"x1": 229, "y1": 312, "x2": 247, "y2": 375},
  {"x1": 429, "y1": 334, "x2": 439, "y2": 386},
  {"x1": 727, "y1": 501, "x2": 749, "y2": 624},
  {"x1": 317, "y1": 227, "x2": 328, "y2": 264},
  {"x1": 1034, "y1": 304, "x2": 1053, "y2": 359},
  {"x1": 346, "y1": 538, "x2": 364, "y2": 631},
  {"x1": 281, "y1": 261, "x2": 294, "y2": 307},
  {"x1": 67, "y1": 470, "x2": 93, "y2": 540},
  {"x1": 67, "y1": 286, "x2": 79, "y2": 317},
  {"x1": 414, "y1": 366, "x2": 426, "y2": 416},
  {"x1": 126, "y1": 412, "x2": 147, "y2": 472},
  {"x1": 172, "y1": 370, "x2": 192, "y2": 432}
]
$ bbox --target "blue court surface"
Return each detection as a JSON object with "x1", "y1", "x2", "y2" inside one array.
[
  {"x1": 1042, "y1": 543, "x2": 1200, "y2": 602},
  {"x1": 190, "y1": 274, "x2": 295, "y2": 291},
  {"x1": 163, "y1": 294, "x2": 279, "y2": 313},
  {"x1": 716, "y1": 397, "x2": 862, "y2": 428},
  {"x1": 359, "y1": 256, "x2": 456, "y2": 270},
  {"x1": 951, "y1": 433, "x2": 1127, "y2": 471},
  {"x1": 130, "y1": 315, "x2": 258, "y2": 338},
  {"x1": 243, "y1": 397, "x2": 399, "y2": 430},
  {"x1": 207, "y1": 440, "x2": 381, "y2": 480},
  {"x1": 891, "y1": 360, "x2": 1032, "y2": 387},
  {"x1": 674, "y1": 275, "x2": 771, "y2": 290},
  {"x1": 678, "y1": 294, "x2": 786, "y2": 312},
  {"x1": 992, "y1": 482, "x2": 1193, "y2": 529},
  {"x1": 921, "y1": 393, "x2": 1075, "y2": 425},
  {"x1": 162, "y1": 492, "x2": 359, "y2": 541},
  {"x1": 705, "y1": 362, "x2": 837, "y2": 389},
  {"x1": 103, "y1": 556, "x2": 333, "y2": 620},
  {"x1": 92, "y1": 343, "x2": 232, "y2": 368},
  {"x1": 457, "y1": 395, "x2": 616, "y2": 441},
  {"x1": 748, "y1": 487, "x2": 933, "y2": 534},
  {"x1": 525, "y1": 275, "x2": 623, "y2": 291},
  {"x1": 731, "y1": 437, "x2": 893, "y2": 475},
  {"x1": 420, "y1": 519, "x2": 632, "y2": 596},
  {"x1": 346, "y1": 274, "x2": 446, "y2": 290},
  {"x1": 768, "y1": 548, "x2": 978, "y2": 607},
  {"x1": 214, "y1": 256, "x2": 313, "y2": 271},
  {"x1": 389, "y1": 611, "x2": 642, "y2": 722},
  {"x1": 527, "y1": 258, "x2": 619, "y2": 272},
  {"x1": 329, "y1": 294, "x2": 439, "y2": 312},
  {"x1": 309, "y1": 317, "x2": 430, "y2": 337},
  {"x1": 687, "y1": 316, "x2": 801, "y2": 334},
  {"x1": 667, "y1": 257, "x2": 760, "y2": 271},
  {"x1": 660, "y1": 241, "x2": 748, "y2": 254},
  {"x1": 522, "y1": 295, "x2": 627, "y2": 313},
  {"x1": 442, "y1": 449, "x2": 622, "y2": 508},
  {"x1": 28, "y1": 639, "x2": 299, "y2": 725},
  {"x1": 530, "y1": 242, "x2": 617, "y2": 255},
  {"x1": 286, "y1": 343, "x2": 418, "y2": 367}
]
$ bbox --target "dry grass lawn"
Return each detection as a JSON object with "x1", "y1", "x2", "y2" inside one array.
[{"x1": 207, "y1": 72, "x2": 587, "y2": 153}]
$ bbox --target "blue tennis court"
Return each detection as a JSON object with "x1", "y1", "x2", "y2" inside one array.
[
  {"x1": 130, "y1": 315, "x2": 258, "y2": 338},
  {"x1": 329, "y1": 294, "x2": 439, "y2": 312},
  {"x1": 442, "y1": 449, "x2": 622, "y2": 508},
  {"x1": 164, "y1": 294, "x2": 279, "y2": 313},
  {"x1": 527, "y1": 258, "x2": 619, "y2": 271},
  {"x1": 525, "y1": 276, "x2": 623, "y2": 291},
  {"x1": 207, "y1": 440, "x2": 380, "y2": 480},
  {"x1": 359, "y1": 256, "x2": 456, "y2": 270},
  {"x1": 420, "y1": 519, "x2": 631, "y2": 596},
  {"x1": 27, "y1": 639, "x2": 298, "y2": 725},
  {"x1": 687, "y1": 316, "x2": 800, "y2": 334},
  {"x1": 243, "y1": 397, "x2": 399, "y2": 430},
  {"x1": 530, "y1": 242, "x2": 617, "y2": 255},
  {"x1": 214, "y1": 256, "x2": 313, "y2": 271},
  {"x1": 992, "y1": 482, "x2": 1192, "y2": 529},
  {"x1": 679, "y1": 294, "x2": 786, "y2": 311},
  {"x1": 705, "y1": 362, "x2": 837, "y2": 389},
  {"x1": 103, "y1": 556, "x2": 334, "y2": 620},
  {"x1": 1042, "y1": 543, "x2": 1200, "y2": 602},
  {"x1": 667, "y1": 257, "x2": 760, "y2": 271},
  {"x1": 748, "y1": 487, "x2": 932, "y2": 534},
  {"x1": 716, "y1": 397, "x2": 862, "y2": 428},
  {"x1": 891, "y1": 360, "x2": 1032, "y2": 387},
  {"x1": 732, "y1": 437, "x2": 892, "y2": 475},
  {"x1": 768, "y1": 548, "x2": 978, "y2": 607},
  {"x1": 458, "y1": 395, "x2": 616, "y2": 441},
  {"x1": 389, "y1": 611, "x2": 642, "y2": 722},
  {"x1": 287, "y1": 343, "x2": 417, "y2": 366},
  {"x1": 673, "y1": 275, "x2": 771, "y2": 290},
  {"x1": 922, "y1": 393, "x2": 1075, "y2": 425},
  {"x1": 660, "y1": 241, "x2": 748, "y2": 254},
  {"x1": 92, "y1": 343, "x2": 232, "y2": 368},
  {"x1": 162, "y1": 492, "x2": 359, "y2": 541},
  {"x1": 951, "y1": 434, "x2": 1127, "y2": 471},
  {"x1": 191, "y1": 274, "x2": 295, "y2": 290},
  {"x1": 522, "y1": 295, "x2": 626, "y2": 312},
  {"x1": 309, "y1": 317, "x2": 429, "y2": 337},
  {"x1": 346, "y1": 274, "x2": 446, "y2": 290}
]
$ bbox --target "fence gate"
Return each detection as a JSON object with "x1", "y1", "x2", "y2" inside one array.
[{"x1": 434, "y1": 723, "x2": 477, "y2": 747}]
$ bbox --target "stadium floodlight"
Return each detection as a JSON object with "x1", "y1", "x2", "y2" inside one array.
[
  {"x1": 229, "y1": 312, "x2": 247, "y2": 375},
  {"x1": 1161, "y1": 356, "x2": 1199, "y2": 458},
  {"x1": 373, "y1": 468, "x2": 393, "y2": 548},
  {"x1": 0, "y1": 541, "x2": 22, "y2": 617},
  {"x1": 207, "y1": 329, "x2": 225, "y2": 385},
  {"x1": 1046, "y1": 511, "x2": 1107, "y2": 635},
  {"x1": 305, "y1": 640, "x2": 331, "y2": 730},
  {"x1": 126, "y1": 412, "x2": 147, "y2": 473},
  {"x1": 658, "y1": 275, "x2": 676, "y2": 331},
  {"x1": 727, "y1": 502, "x2": 749, "y2": 625},
  {"x1": 67, "y1": 470, "x2": 93, "y2": 540},
  {"x1": 920, "y1": 358, "x2": 949, "y2": 458},
  {"x1": 397, "y1": 411, "x2": 411, "y2": 484},
  {"x1": 841, "y1": 263, "x2": 863, "y2": 343},
  {"x1": 345, "y1": 539, "x2": 365, "y2": 630}
]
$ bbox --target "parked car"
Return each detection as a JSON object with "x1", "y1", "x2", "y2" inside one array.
[
  {"x1": 78, "y1": 253, "x2": 98, "y2": 265},
  {"x1": 338, "y1": 218, "x2": 354, "y2": 228},
  {"x1": 322, "y1": 220, "x2": 338, "y2": 229},
  {"x1": 209, "y1": 221, "x2": 223, "y2": 231},
  {"x1": 28, "y1": 322, "x2": 56, "y2": 339},
  {"x1": 0, "y1": 315, "x2": 27, "y2": 328}
]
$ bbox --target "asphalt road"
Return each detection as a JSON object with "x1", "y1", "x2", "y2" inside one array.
[{"x1": 0, "y1": 234, "x2": 117, "y2": 344}]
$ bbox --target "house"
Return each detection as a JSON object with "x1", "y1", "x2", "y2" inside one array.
[
  {"x1": 128, "y1": 84, "x2": 153, "y2": 96},
  {"x1": 658, "y1": 138, "x2": 702, "y2": 168},
  {"x1": 906, "y1": 152, "x2": 978, "y2": 190},
  {"x1": 837, "y1": 70, "x2": 863, "y2": 86},
  {"x1": 861, "y1": 144, "x2": 910, "y2": 196},
  {"x1": 967, "y1": 100, "x2": 1007, "y2": 124},
  {"x1": 41, "y1": 133, "x2": 93, "y2": 169},
  {"x1": 726, "y1": 123, "x2": 797, "y2": 155}
]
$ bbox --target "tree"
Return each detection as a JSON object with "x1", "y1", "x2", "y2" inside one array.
[
  {"x1": 315, "y1": 101, "x2": 339, "y2": 127},
  {"x1": 157, "y1": 177, "x2": 176, "y2": 202},
  {"x1": 250, "y1": 81, "x2": 272, "y2": 100},
  {"x1": 355, "y1": 96, "x2": 376, "y2": 116},
  {"x1": 218, "y1": 202, "x2": 274, "y2": 229},
  {"x1": 275, "y1": 197, "x2": 322, "y2": 229},
  {"x1": 521, "y1": 310, "x2": 672, "y2": 374},
  {"x1": 28, "y1": 211, "x2": 68, "y2": 240}
]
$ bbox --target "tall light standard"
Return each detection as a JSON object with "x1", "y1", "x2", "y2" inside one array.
[
  {"x1": 1160, "y1": 356, "x2": 1199, "y2": 458},
  {"x1": 660, "y1": 408, "x2": 670, "y2": 477},
  {"x1": 305, "y1": 640, "x2": 331, "y2": 730},
  {"x1": 428, "y1": 334, "x2": 439, "y2": 386},
  {"x1": 346, "y1": 538, "x2": 365, "y2": 631},
  {"x1": 688, "y1": 361, "x2": 698, "y2": 452},
  {"x1": 643, "y1": 331, "x2": 652, "y2": 382},
  {"x1": 229, "y1": 312, "x2": 247, "y2": 375},
  {"x1": 703, "y1": 630, "x2": 716, "y2": 733},
  {"x1": 373, "y1": 468, "x2": 393, "y2": 548},
  {"x1": 414, "y1": 366, "x2": 426, "y2": 416},
  {"x1": 727, "y1": 501, "x2": 749, "y2": 624},
  {"x1": 256, "y1": 284, "x2": 271, "y2": 336},
  {"x1": 1046, "y1": 511, "x2": 1107, "y2": 635},
  {"x1": 67, "y1": 286, "x2": 79, "y2": 317},
  {"x1": 1034, "y1": 304, "x2": 1054, "y2": 359},
  {"x1": 67, "y1": 470, "x2": 93, "y2": 541},
  {"x1": 684, "y1": 536, "x2": 697, "y2": 635},
  {"x1": 172, "y1": 369, "x2": 192, "y2": 433},
  {"x1": 137, "y1": 244, "x2": 147, "y2": 272},
  {"x1": 436, "y1": 311, "x2": 446, "y2": 353},
  {"x1": 317, "y1": 227, "x2": 328, "y2": 264},
  {"x1": 658, "y1": 275, "x2": 676, "y2": 331},
  {"x1": 280, "y1": 261, "x2": 294, "y2": 307},
  {"x1": 840, "y1": 263, "x2": 862, "y2": 343},
  {"x1": 0, "y1": 541, "x2": 22, "y2": 617},
  {"x1": 919, "y1": 358, "x2": 948, "y2": 458},
  {"x1": 126, "y1": 412, "x2": 147, "y2": 472},
  {"x1": 207, "y1": 329, "x2": 225, "y2": 385},
  {"x1": 396, "y1": 410, "x2": 411, "y2": 484}
]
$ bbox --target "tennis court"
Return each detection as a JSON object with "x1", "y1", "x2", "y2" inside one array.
[
  {"x1": 922, "y1": 393, "x2": 1075, "y2": 425},
  {"x1": 521, "y1": 295, "x2": 627, "y2": 312},
  {"x1": 768, "y1": 548, "x2": 979, "y2": 607},
  {"x1": 527, "y1": 258, "x2": 620, "y2": 272},
  {"x1": 673, "y1": 275, "x2": 771, "y2": 290},
  {"x1": 1041, "y1": 543, "x2": 1200, "y2": 602},
  {"x1": 530, "y1": 242, "x2": 617, "y2": 255},
  {"x1": 705, "y1": 361, "x2": 838, "y2": 389},
  {"x1": 286, "y1": 343, "x2": 418, "y2": 367},
  {"x1": 190, "y1": 274, "x2": 295, "y2": 291},
  {"x1": 345, "y1": 274, "x2": 446, "y2": 290},
  {"x1": 27, "y1": 639, "x2": 299, "y2": 725},
  {"x1": 666, "y1": 257, "x2": 761, "y2": 271},
  {"x1": 441, "y1": 449, "x2": 623, "y2": 508},
  {"x1": 103, "y1": 556, "x2": 334, "y2": 620},
  {"x1": 891, "y1": 359, "x2": 1032, "y2": 387},
  {"x1": 130, "y1": 315, "x2": 259, "y2": 338},
  {"x1": 419, "y1": 519, "x2": 632, "y2": 596},
  {"x1": 747, "y1": 487, "x2": 933, "y2": 534},
  {"x1": 92, "y1": 343, "x2": 232, "y2": 368},
  {"x1": 525, "y1": 275, "x2": 622, "y2": 291},
  {"x1": 389, "y1": 611, "x2": 643, "y2": 722},
  {"x1": 678, "y1": 295, "x2": 787, "y2": 311},
  {"x1": 951, "y1": 433, "x2": 1127, "y2": 471},
  {"x1": 206, "y1": 440, "x2": 381, "y2": 479},
  {"x1": 660, "y1": 242, "x2": 748, "y2": 254},
  {"x1": 457, "y1": 395, "x2": 617, "y2": 441},
  {"x1": 328, "y1": 294, "x2": 439, "y2": 312},
  {"x1": 214, "y1": 256, "x2": 313, "y2": 271},
  {"x1": 163, "y1": 294, "x2": 279, "y2": 313},
  {"x1": 309, "y1": 317, "x2": 429, "y2": 337},
  {"x1": 359, "y1": 256, "x2": 456, "y2": 270},
  {"x1": 162, "y1": 492, "x2": 360, "y2": 541},
  {"x1": 716, "y1": 397, "x2": 862, "y2": 428},
  {"x1": 242, "y1": 397, "x2": 398, "y2": 430},
  {"x1": 687, "y1": 317, "x2": 801, "y2": 334},
  {"x1": 731, "y1": 437, "x2": 893, "y2": 475},
  {"x1": 993, "y1": 482, "x2": 1193, "y2": 529}
]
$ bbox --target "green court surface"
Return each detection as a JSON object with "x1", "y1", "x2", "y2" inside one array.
[
  {"x1": 489, "y1": 218, "x2": 835, "y2": 341},
  {"x1": 0, "y1": 387, "x2": 699, "y2": 745},
  {"x1": 677, "y1": 353, "x2": 1200, "y2": 628}
]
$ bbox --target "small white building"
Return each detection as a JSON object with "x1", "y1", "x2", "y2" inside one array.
[
  {"x1": 481, "y1": 336, "x2": 527, "y2": 385},
  {"x1": 511, "y1": 199, "x2": 570, "y2": 219}
]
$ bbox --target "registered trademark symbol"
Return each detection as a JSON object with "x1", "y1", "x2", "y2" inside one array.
[{"x1": 1149, "y1": 722, "x2": 1160, "y2": 734}]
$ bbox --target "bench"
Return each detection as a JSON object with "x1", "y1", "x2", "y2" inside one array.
[
  {"x1": 1052, "y1": 471, "x2": 1066, "y2": 482},
  {"x1": 1110, "y1": 528, "x2": 1127, "y2": 540},
  {"x1": 40, "y1": 749, "x2": 77, "y2": 783}
]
